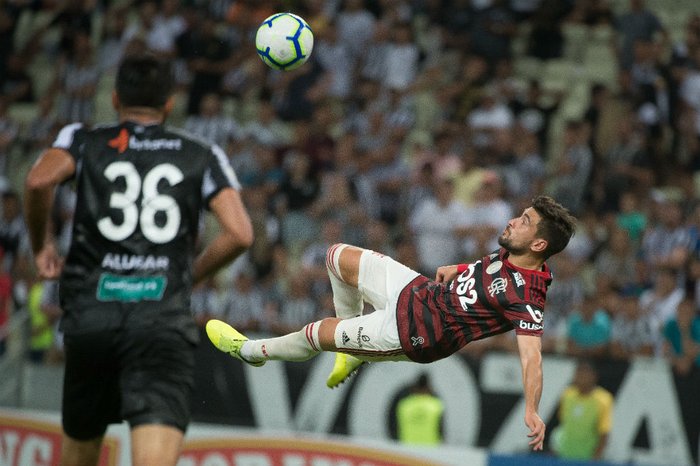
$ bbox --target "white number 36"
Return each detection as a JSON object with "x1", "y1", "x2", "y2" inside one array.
[{"x1": 97, "y1": 161, "x2": 183, "y2": 244}]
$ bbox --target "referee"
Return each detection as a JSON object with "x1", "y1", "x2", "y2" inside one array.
[{"x1": 24, "y1": 54, "x2": 253, "y2": 466}]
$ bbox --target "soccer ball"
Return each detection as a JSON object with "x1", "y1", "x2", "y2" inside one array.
[{"x1": 255, "y1": 13, "x2": 314, "y2": 71}]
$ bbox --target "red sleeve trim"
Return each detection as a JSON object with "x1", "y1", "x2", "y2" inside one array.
[{"x1": 457, "y1": 264, "x2": 468, "y2": 274}]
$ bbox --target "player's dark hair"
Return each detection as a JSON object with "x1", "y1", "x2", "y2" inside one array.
[
  {"x1": 115, "y1": 54, "x2": 174, "y2": 109},
  {"x1": 531, "y1": 195, "x2": 576, "y2": 259}
]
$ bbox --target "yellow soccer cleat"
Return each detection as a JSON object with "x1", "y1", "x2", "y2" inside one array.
[
  {"x1": 326, "y1": 353, "x2": 364, "y2": 388},
  {"x1": 206, "y1": 319, "x2": 265, "y2": 367}
]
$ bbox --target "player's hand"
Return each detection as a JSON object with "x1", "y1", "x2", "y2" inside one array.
[
  {"x1": 435, "y1": 265, "x2": 458, "y2": 283},
  {"x1": 34, "y1": 243, "x2": 64, "y2": 279},
  {"x1": 525, "y1": 411, "x2": 545, "y2": 451}
]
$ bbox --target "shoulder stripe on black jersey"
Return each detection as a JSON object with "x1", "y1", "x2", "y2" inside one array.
[
  {"x1": 211, "y1": 144, "x2": 241, "y2": 189},
  {"x1": 53, "y1": 123, "x2": 83, "y2": 149}
]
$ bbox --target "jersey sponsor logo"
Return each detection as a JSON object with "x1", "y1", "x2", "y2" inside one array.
[
  {"x1": 108, "y1": 129, "x2": 183, "y2": 153},
  {"x1": 513, "y1": 272, "x2": 525, "y2": 287},
  {"x1": 128, "y1": 135, "x2": 182, "y2": 151},
  {"x1": 488, "y1": 277, "x2": 508, "y2": 297},
  {"x1": 486, "y1": 260, "x2": 502, "y2": 274},
  {"x1": 410, "y1": 336, "x2": 425, "y2": 346},
  {"x1": 108, "y1": 128, "x2": 129, "y2": 153},
  {"x1": 101, "y1": 253, "x2": 170, "y2": 271},
  {"x1": 356, "y1": 327, "x2": 370, "y2": 348},
  {"x1": 519, "y1": 320, "x2": 543, "y2": 331},
  {"x1": 526, "y1": 304, "x2": 543, "y2": 324},
  {"x1": 96, "y1": 273, "x2": 167, "y2": 302}
]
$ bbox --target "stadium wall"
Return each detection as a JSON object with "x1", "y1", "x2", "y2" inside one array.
[{"x1": 1, "y1": 337, "x2": 698, "y2": 465}]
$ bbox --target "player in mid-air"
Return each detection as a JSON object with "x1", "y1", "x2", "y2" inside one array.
[
  {"x1": 24, "y1": 54, "x2": 253, "y2": 466},
  {"x1": 207, "y1": 194, "x2": 576, "y2": 451}
]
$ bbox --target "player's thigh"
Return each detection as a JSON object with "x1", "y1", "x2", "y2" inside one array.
[
  {"x1": 334, "y1": 309, "x2": 409, "y2": 361},
  {"x1": 62, "y1": 331, "x2": 121, "y2": 441},
  {"x1": 358, "y1": 250, "x2": 421, "y2": 311},
  {"x1": 120, "y1": 325, "x2": 196, "y2": 433}
]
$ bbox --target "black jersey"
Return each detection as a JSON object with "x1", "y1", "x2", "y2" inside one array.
[
  {"x1": 396, "y1": 248, "x2": 552, "y2": 363},
  {"x1": 53, "y1": 121, "x2": 239, "y2": 334}
]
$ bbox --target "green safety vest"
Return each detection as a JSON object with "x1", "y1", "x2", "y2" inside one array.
[{"x1": 396, "y1": 393, "x2": 444, "y2": 445}]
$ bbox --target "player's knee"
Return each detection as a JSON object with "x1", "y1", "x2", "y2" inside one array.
[{"x1": 319, "y1": 317, "x2": 341, "y2": 351}]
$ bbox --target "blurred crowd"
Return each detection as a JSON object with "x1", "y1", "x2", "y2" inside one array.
[{"x1": 1, "y1": 0, "x2": 700, "y2": 376}]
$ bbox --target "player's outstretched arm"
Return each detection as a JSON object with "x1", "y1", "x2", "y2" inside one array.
[
  {"x1": 192, "y1": 187, "x2": 253, "y2": 284},
  {"x1": 516, "y1": 334, "x2": 545, "y2": 451},
  {"x1": 24, "y1": 148, "x2": 76, "y2": 279}
]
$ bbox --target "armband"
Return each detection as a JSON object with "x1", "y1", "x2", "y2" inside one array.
[{"x1": 457, "y1": 263, "x2": 468, "y2": 274}]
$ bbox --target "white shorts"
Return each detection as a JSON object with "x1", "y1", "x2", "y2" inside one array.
[{"x1": 333, "y1": 250, "x2": 420, "y2": 361}]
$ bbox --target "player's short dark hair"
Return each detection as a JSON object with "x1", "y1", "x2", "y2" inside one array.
[
  {"x1": 531, "y1": 195, "x2": 576, "y2": 259},
  {"x1": 115, "y1": 54, "x2": 174, "y2": 109}
]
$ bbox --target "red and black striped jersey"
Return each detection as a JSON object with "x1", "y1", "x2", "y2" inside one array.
[{"x1": 396, "y1": 248, "x2": 552, "y2": 363}]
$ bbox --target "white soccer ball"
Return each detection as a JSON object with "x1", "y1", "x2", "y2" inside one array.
[{"x1": 255, "y1": 12, "x2": 314, "y2": 71}]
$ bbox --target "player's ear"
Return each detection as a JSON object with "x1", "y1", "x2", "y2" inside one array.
[
  {"x1": 163, "y1": 95, "x2": 175, "y2": 118},
  {"x1": 112, "y1": 91, "x2": 120, "y2": 111},
  {"x1": 530, "y1": 238, "x2": 547, "y2": 254}
]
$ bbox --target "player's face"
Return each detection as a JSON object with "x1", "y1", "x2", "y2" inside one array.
[{"x1": 498, "y1": 207, "x2": 542, "y2": 254}]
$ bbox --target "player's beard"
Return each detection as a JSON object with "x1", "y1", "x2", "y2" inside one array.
[{"x1": 498, "y1": 234, "x2": 528, "y2": 255}]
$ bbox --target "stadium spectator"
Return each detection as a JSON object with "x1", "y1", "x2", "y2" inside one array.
[
  {"x1": 271, "y1": 272, "x2": 319, "y2": 335},
  {"x1": 191, "y1": 278, "x2": 222, "y2": 328},
  {"x1": 314, "y1": 21, "x2": 354, "y2": 99},
  {"x1": 50, "y1": 31, "x2": 100, "y2": 126},
  {"x1": 510, "y1": 80, "x2": 562, "y2": 152},
  {"x1": 396, "y1": 373, "x2": 445, "y2": 446},
  {"x1": 566, "y1": 295, "x2": 612, "y2": 359},
  {"x1": 615, "y1": 190, "x2": 648, "y2": 245},
  {"x1": 184, "y1": 92, "x2": 241, "y2": 148},
  {"x1": 335, "y1": 0, "x2": 376, "y2": 62},
  {"x1": 552, "y1": 360, "x2": 613, "y2": 460},
  {"x1": 456, "y1": 171, "x2": 514, "y2": 257},
  {"x1": 382, "y1": 22, "x2": 420, "y2": 92},
  {"x1": 640, "y1": 195, "x2": 691, "y2": 277},
  {"x1": 222, "y1": 270, "x2": 266, "y2": 333},
  {"x1": 663, "y1": 297, "x2": 700, "y2": 376},
  {"x1": 541, "y1": 252, "x2": 585, "y2": 353},
  {"x1": 176, "y1": 13, "x2": 233, "y2": 115},
  {"x1": 0, "y1": 96, "x2": 19, "y2": 177},
  {"x1": 593, "y1": 226, "x2": 639, "y2": 295},
  {"x1": 526, "y1": 0, "x2": 566, "y2": 60},
  {"x1": 547, "y1": 120, "x2": 594, "y2": 215},
  {"x1": 1, "y1": 53, "x2": 35, "y2": 104},
  {"x1": 0, "y1": 190, "x2": 27, "y2": 272},
  {"x1": 615, "y1": 0, "x2": 667, "y2": 70},
  {"x1": 610, "y1": 293, "x2": 655, "y2": 359},
  {"x1": 469, "y1": 0, "x2": 517, "y2": 63},
  {"x1": 664, "y1": 296, "x2": 700, "y2": 465},
  {"x1": 638, "y1": 267, "x2": 685, "y2": 354},
  {"x1": 410, "y1": 177, "x2": 468, "y2": 275},
  {"x1": 39, "y1": 280, "x2": 64, "y2": 364},
  {"x1": 598, "y1": 113, "x2": 653, "y2": 212},
  {"x1": 0, "y1": 248, "x2": 10, "y2": 357},
  {"x1": 466, "y1": 85, "x2": 514, "y2": 149},
  {"x1": 27, "y1": 281, "x2": 52, "y2": 363}
]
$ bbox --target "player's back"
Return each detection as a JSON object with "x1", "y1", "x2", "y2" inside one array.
[{"x1": 55, "y1": 121, "x2": 233, "y2": 334}]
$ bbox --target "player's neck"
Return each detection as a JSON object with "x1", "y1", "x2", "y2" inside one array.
[
  {"x1": 506, "y1": 253, "x2": 545, "y2": 271},
  {"x1": 119, "y1": 107, "x2": 166, "y2": 125}
]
